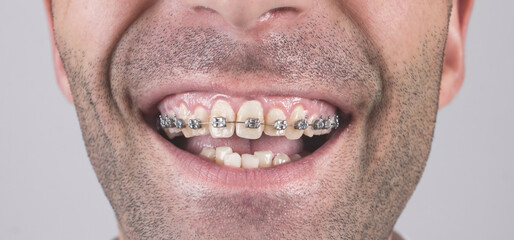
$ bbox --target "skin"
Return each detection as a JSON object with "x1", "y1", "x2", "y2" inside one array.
[{"x1": 45, "y1": 0, "x2": 473, "y2": 239}]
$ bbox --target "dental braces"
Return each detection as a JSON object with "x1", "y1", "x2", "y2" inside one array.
[{"x1": 158, "y1": 114, "x2": 340, "y2": 131}]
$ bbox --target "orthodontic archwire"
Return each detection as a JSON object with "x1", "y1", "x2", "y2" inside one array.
[{"x1": 157, "y1": 114, "x2": 340, "y2": 131}]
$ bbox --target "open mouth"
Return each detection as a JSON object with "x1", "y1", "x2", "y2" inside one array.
[{"x1": 153, "y1": 92, "x2": 350, "y2": 171}]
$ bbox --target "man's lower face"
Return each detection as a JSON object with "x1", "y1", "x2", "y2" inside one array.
[{"x1": 54, "y1": 1, "x2": 450, "y2": 239}]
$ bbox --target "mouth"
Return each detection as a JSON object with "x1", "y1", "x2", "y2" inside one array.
[{"x1": 142, "y1": 89, "x2": 352, "y2": 188}]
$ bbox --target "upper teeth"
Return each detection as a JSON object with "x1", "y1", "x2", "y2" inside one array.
[
  {"x1": 159, "y1": 100, "x2": 340, "y2": 140},
  {"x1": 159, "y1": 114, "x2": 340, "y2": 131}
]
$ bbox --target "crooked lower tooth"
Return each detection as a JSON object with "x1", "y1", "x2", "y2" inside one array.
[
  {"x1": 264, "y1": 108, "x2": 287, "y2": 136},
  {"x1": 199, "y1": 147, "x2": 216, "y2": 161},
  {"x1": 224, "y1": 152, "x2": 242, "y2": 168},
  {"x1": 241, "y1": 154, "x2": 259, "y2": 169},
  {"x1": 215, "y1": 146, "x2": 233, "y2": 165},
  {"x1": 273, "y1": 153, "x2": 291, "y2": 166},
  {"x1": 285, "y1": 105, "x2": 306, "y2": 140},
  {"x1": 236, "y1": 100, "x2": 264, "y2": 140},
  {"x1": 254, "y1": 151, "x2": 273, "y2": 168},
  {"x1": 210, "y1": 100, "x2": 235, "y2": 138}
]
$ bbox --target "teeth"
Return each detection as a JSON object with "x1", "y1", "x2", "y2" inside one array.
[
  {"x1": 254, "y1": 150, "x2": 274, "y2": 168},
  {"x1": 236, "y1": 100, "x2": 264, "y2": 139},
  {"x1": 177, "y1": 104, "x2": 194, "y2": 138},
  {"x1": 241, "y1": 154, "x2": 259, "y2": 169},
  {"x1": 285, "y1": 105, "x2": 306, "y2": 140},
  {"x1": 273, "y1": 153, "x2": 291, "y2": 166},
  {"x1": 199, "y1": 147, "x2": 216, "y2": 161},
  {"x1": 264, "y1": 108, "x2": 287, "y2": 136},
  {"x1": 198, "y1": 147, "x2": 302, "y2": 168},
  {"x1": 210, "y1": 100, "x2": 235, "y2": 138},
  {"x1": 224, "y1": 152, "x2": 242, "y2": 168},
  {"x1": 161, "y1": 112, "x2": 183, "y2": 139},
  {"x1": 303, "y1": 114, "x2": 318, "y2": 137},
  {"x1": 289, "y1": 154, "x2": 302, "y2": 161},
  {"x1": 215, "y1": 146, "x2": 233, "y2": 165},
  {"x1": 189, "y1": 106, "x2": 210, "y2": 136},
  {"x1": 305, "y1": 114, "x2": 332, "y2": 136}
]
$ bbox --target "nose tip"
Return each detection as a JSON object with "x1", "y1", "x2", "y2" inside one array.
[{"x1": 182, "y1": 0, "x2": 312, "y2": 29}]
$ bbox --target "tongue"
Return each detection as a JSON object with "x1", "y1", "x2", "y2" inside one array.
[{"x1": 178, "y1": 135, "x2": 304, "y2": 155}]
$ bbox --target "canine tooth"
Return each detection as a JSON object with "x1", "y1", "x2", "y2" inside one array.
[
  {"x1": 236, "y1": 100, "x2": 264, "y2": 139},
  {"x1": 273, "y1": 153, "x2": 291, "y2": 166},
  {"x1": 241, "y1": 154, "x2": 259, "y2": 169},
  {"x1": 254, "y1": 151, "x2": 273, "y2": 168},
  {"x1": 199, "y1": 147, "x2": 216, "y2": 161},
  {"x1": 177, "y1": 104, "x2": 194, "y2": 138},
  {"x1": 290, "y1": 154, "x2": 302, "y2": 161},
  {"x1": 215, "y1": 146, "x2": 233, "y2": 165},
  {"x1": 285, "y1": 105, "x2": 306, "y2": 140},
  {"x1": 210, "y1": 100, "x2": 235, "y2": 138},
  {"x1": 264, "y1": 108, "x2": 287, "y2": 136},
  {"x1": 224, "y1": 153, "x2": 242, "y2": 168}
]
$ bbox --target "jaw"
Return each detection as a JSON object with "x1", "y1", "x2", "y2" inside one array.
[{"x1": 54, "y1": 2, "x2": 449, "y2": 239}]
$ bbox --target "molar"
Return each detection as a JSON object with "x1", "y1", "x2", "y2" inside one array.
[
  {"x1": 209, "y1": 100, "x2": 235, "y2": 138},
  {"x1": 161, "y1": 112, "x2": 183, "y2": 139},
  {"x1": 264, "y1": 108, "x2": 287, "y2": 136},
  {"x1": 289, "y1": 154, "x2": 302, "y2": 161},
  {"x1": 236, "y1": 100, "x2": 264, "y2": 139},
  {"x1": 285, "y1": 105, "x2": 306, "y2": 140}
]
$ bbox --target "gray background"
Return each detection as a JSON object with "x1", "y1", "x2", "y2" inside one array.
[{"x1": 1, "y1": 1, "x2": 512, "y2": 239}]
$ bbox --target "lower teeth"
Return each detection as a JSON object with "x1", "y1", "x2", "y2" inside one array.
[{"x1": 199, "y1": 146, "x2": 304, "y2": 169}]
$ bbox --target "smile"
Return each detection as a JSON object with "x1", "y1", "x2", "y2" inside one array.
[{"x1": 151, "y1": 91, "x2": 351, "y2": 179}]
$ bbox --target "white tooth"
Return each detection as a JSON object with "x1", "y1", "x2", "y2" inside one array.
[
  {"x1": 241, "y1": 154, "x2": 259, "y2": 169},
  {"x1": 177, "y1": 103, "x2": 194, "y2": 138},
  {"x1": 163, "y1": 111, "x2": 183, "y2": 139},
  {"x1": 199, "y1": 147, "x2": 216, "y2": 161},
  {"x1": 215, "y1": 146, "x2": 233, "y2": 165},
  {"x1": 236, "y1": 100, "x2": 264, "y2": 139},
  {"x1": 264, "y1": 108, "x2": 287, "y2": 136},
  {"x1": 224, "y1": 152, "x2": 242, "y2": 168},
  {"x1": 312, "y1": 116, "x2": 332, "y2": 135},
  {"x1": 209, "y1": 100, "x2": 235, "y2": 138},
  {"x1": 285, "y1": 105, "x2": 306, "y2": 140},
  {"x1": 189, "y1": 106, "x2": 210, "y2": 136},
  {"x1": 290, "y1": 154, "x2": 302, "y2": 161},
  {"x1": 254, "y1": 151, "x2": 273, "y2": 168},
  {"x1": 303, "y1": 114, "x2": 318, "y2": 137},
  {"x1": 273, "y1": 153, "x2": 291, "y2": 166},
  {"x1": 164, "y1": 128, "x2": 183, "y2": 139}
]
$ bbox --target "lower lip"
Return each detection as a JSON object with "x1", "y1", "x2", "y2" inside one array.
[{"x1": 155, "y1": 128, "x2": 345, "y2": 189}]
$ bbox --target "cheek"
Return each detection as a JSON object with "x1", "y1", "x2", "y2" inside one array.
[
  {"x1": 53, "y1": 0, "x2": 156, "y2": 62},
  {"x1": 341, "y1": 0, "x2": 448, "y2": 65}
]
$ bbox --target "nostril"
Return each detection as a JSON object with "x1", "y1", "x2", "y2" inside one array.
[
  {"x1": 192, "y1": 6, "x2": 217, "y2": 14},
  {"x1": 258, "y1": 7, "x2": 299, "y2": 23}
]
